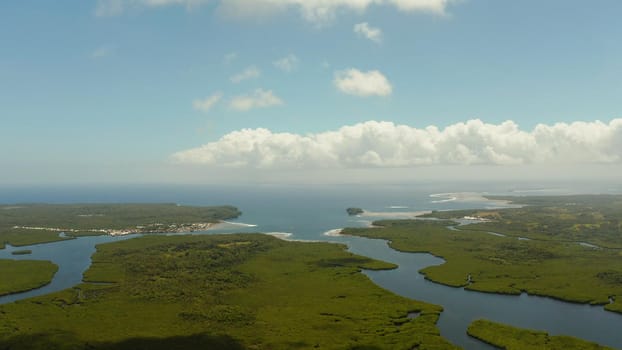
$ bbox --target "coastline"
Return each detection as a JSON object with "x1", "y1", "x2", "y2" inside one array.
[
  {"x1": 360, "y1": 210, "x2": 432, "y2": 218},
  {"x1": 12, "y1": 222, "x2": 219, "y2": 237},
  {"x1": 429, "y1": 192, "x2": 518, "y2": 208}
]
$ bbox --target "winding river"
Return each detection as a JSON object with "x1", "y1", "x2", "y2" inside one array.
[
  {"x1": 1, "y1": 185, "x2": 622, "y2": 349},
  {"x1": 2, "y1": 230, "x2": 622, "y2": 349}
]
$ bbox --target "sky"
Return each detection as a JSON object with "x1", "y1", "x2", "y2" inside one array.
[{"x1": 1, "y1": 0, "x2": 622, "y2": 185}]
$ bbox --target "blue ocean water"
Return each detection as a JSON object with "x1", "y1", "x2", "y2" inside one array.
[{"x1": 1, "y1": 182, "x2": 621, "y2": 349}]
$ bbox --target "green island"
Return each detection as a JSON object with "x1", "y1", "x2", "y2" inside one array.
[
  {"x1": 0, "y1": 233, "x2": 457, "y2": 350},
  {"x1": 342, "y1": 195, "x2": 622, "y2": 315},
  {"x1": 0, "y1": 204, "x2": 241, "y2": 249},
  {"x1": 11, "y1": 250, "x2": 32, "y2": 255},
  {"x1": 467, "y1": 319, "x2": 613, "y2": 350},
  {"x1": 347, "y1": 207, "x2": 364, "y2": 216},
  {"x1": 0, "y1": 259, "x2": 58, "y2": 296}
]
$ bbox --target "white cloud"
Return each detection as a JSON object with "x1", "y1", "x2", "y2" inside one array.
[
  {"x1": 230, "y1": 66, "x2": 261, "y2": 83},
  {"x1": 273, "y1": 54, "x2": 300, "y2": 72},
  {"x1": 390, "y1": 0, "x2": 451, "y2": 13},
  {"x1": 334, "y1": 69, "x2": 392, "y2": 97},
  {"x1": 97, "y1": 0, "x2": 454, "y2": 22},
  {"x1": 95, "y1": 0, "x2": 209, "y2": 16},
  {"x1": 193, "y1": 93, "x2": 223, "y2": 113},
  {"x1": 354, "y1": 22, "x2": 382, "y2": 43},
  {"x1": 172, "y1": 119, "x2": 622, "y2": 169},
  {"x1": 217, "y1": 0, "x2": 453, "y2": 25},
  {"x1": 90, "y1": 45, "x2": 115, "y2": 59},
  {"x1": 228, "y1": 89, "x2": 283, "y2": 111}
]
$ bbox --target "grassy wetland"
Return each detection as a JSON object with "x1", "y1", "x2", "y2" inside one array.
[
  {"x1": 467, "y1": 319, "x2": 614, "y2": 350},
  {"x1": 422, "y1": 194, "x2": 622, "y2": 248},
  {"x1": 0, "y1": 204, "x2": 241, "y2": 248},
  {"x1": 0, "y1": 259, "x2": 58, "y2": 296},
  {"x1": 345, "y1": 195, "x2": 622, "y2": 310},
  {"x1": 0, "y1": 233, "x2": 458, "y2": 350}
]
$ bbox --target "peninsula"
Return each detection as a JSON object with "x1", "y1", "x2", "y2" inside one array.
[{"x1": 0, "y1": 203, "x2": 241, "y2": 248}]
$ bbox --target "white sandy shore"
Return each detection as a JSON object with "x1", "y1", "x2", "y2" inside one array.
[
  {"x1": 323, "y1": 228, "x2": 344, "y2": 237},
  {"x1": 265, "y1": 232, "x2": 293, "y2": 240},
  {"x1": 266, "y1": 232, "x2": 333, "y2": 243},
  {"x1": 429, "y1": 192, "x2": 517, "y2": 208},
  {"x1": 221, "y1": 221, "x2": 258, "y2": 227},
  {"x1": 360, "y1": 210, "x2": 432, "y2": 218}
]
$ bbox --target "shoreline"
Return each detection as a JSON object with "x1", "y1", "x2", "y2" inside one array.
[
  {"x1": 360, "y1": 210, "x2": 432, "y2": 218},
  {"x1": 12, "y1": 222, "x2": 220, "y2": 237}
]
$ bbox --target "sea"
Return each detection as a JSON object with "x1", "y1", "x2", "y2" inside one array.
[{"x1": 1, "y1": 181, "x2": 621, "y2": 349}]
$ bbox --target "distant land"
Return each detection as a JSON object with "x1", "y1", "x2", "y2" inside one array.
[
  {"x1": 346, "y1": 207, "x2": 364, "y2": 216},
  {"x1": 0, "y1": 203, "x2": 241, "y2": 248}
]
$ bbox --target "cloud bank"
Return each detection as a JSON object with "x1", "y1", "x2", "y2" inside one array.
[
  {"x1": 97, "y1": 0, "x2": 454, "y2": 21},
  {"x1": 172, "y1": 119, "x2": 622, "y2": 168},
  {"x1": 218, "y1": 0, "x2": 453, "y2": 24},
  {"x1": 334, "y1": 69, "x2": 393, "y2": 97},
  {"x1": 95, "y1": 0, "x2": 209, "y2": 16}
]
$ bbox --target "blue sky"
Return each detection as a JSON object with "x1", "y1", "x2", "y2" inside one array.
[{"x1": 2, "y1": 1, "x2": 622, "y2": 184}]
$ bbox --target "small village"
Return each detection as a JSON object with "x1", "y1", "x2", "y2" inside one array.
[{"x1": 13, "y1": 222, "x2": 215, "y2": 237}]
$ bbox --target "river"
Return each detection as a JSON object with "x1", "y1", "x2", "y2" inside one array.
[{"x1": 1, "y1": 183, "x2": 621, "y2": 349}]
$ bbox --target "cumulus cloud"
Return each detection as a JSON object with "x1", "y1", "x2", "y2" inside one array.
[
  {"x1": 230, "y1": 66, "x2": 261, "y2": 83},
  {"x1": 334, "y1": 69, "x2": 392, "y2": 97},
  {"x1": 95, "y1": 0, "x2": 209, "y2": 16},
  {"x1": 217, "y1": 0, "x2": 453, "y2": 25},
  {"x1": 354, "y1": 22, "x2": 382, "y2": 43},
  {"x1": 273, "y1": 54, "x2": 300, "y2": 72},
  {"x1": 172, "y1": 119, "x2": 622, "y2": 168},
  {"x1": 97, "y1": 0, "x2": 454, "y2": 23},
  {"x1": 193, "y1": 93, "x2": 222, "y2": 113},
  {"x1": 228, "y1": 89, "x2": 283, "y2": 111}
]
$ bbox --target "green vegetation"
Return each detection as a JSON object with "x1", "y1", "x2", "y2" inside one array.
[
  {"x1": 11, "y1": 250, "x2": 32, "y2": 255},
  {"x1": 0, "y1": 259, "x2": 58, "y2": 296},
  {"x1": 347, "y1": 207, "x2": 364, "y2": 216},
  {"x1": 467, "y1": 319, "x2": 613, "y2": 350},
  {"x1": 342, "y1": 219, "x2": 622, "y2": 313},
  {"x1": 0, "y1": 203, "x2": 241, "y2": 248},
  {"x1": 0, "y1": 234, "x2": 457, "y2": 350},
  {"x1": 421, "y1": 194, "x2": 622, "y2": 248},
  {"x1": 0, "y1": 228, "x2": 72, "y2": 249}
]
